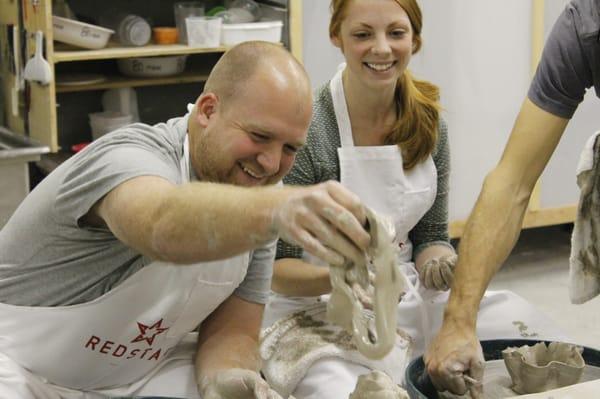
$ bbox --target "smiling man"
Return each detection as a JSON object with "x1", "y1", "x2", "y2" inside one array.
[{"x1": 0, "y1": 41, "x2": 372, "y2": 399}]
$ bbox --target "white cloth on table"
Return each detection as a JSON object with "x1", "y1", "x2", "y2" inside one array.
[{"x1": 259, "y1": 302, "x2": 411, "y2": 398}]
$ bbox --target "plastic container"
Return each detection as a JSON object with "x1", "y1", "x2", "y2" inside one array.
[
  {"x1": 89, "y1": 112, "x2": 134, "y2": 140},
  {"x1": 185, "y1": 16, "x2": 222, "y2": 48},
  {"x1": 220, "y1": 20, "x2": 283, "y2": 46},
  {"x1": 102, "y1": 88, "x2": 140, "y2": 123},
  {"x1": 174, "y1": 2, "x2": 206, "y2": 44},
  {"x1": 215, "y1": 8, "x2": 255, "y2": 24},
  {"x1": 153, "y1": 27, "x2": 179, "y2": 44},
  {"x1": 100, "y1": 14, "x2": 151, "y2": 46},
  {"x1": 52, "y1": 16, "x2": 114, "y2": 49},
  {"x1": 226, "y1": 0, "x2": 262, "y2": 21},
  {"x1": 117, "y1": 55, "x2": 188, "y2": 78}
]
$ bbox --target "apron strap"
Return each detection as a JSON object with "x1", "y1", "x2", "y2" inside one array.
[{"x1": 330, "y1": 66, "x2": 355, "y2": 148}]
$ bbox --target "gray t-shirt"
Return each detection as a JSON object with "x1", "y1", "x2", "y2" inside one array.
[
  {"x1": 0, "y1": 114, "x2": 274, "y2": 306},
  {"x1": 528, "y1": 0, "x2": 600, "y2": 118}
]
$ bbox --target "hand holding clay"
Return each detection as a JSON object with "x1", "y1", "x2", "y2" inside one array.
[
  {"x1": 271, "y1": 181, "x2": 370, "y2": 266},
  {"x1": 199, "y1": 368, "x2": 291, "y2": 399},
  {"x1": 425, "y1": 324, "x2": 484, "y2": 398},
  {"x1": 418, "y1": 254, "x2": 457, "y2": 291}
]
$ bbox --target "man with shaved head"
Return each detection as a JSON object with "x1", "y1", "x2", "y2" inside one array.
[{"x1": 0, "y1": 41, "x2": 371, "y2": 398}]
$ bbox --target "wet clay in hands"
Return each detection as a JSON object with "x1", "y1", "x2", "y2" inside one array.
[{"x1": 327, "y1": 208, "x2": 405, "y2": 360}]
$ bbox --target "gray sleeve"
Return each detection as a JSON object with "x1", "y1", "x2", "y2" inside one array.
[
  {"x1": 275, "y1": 142, "x2": 318, "y2": 260},
  {"x1": 411, "y1": 117, "x2": 453, "y2": 257},
  {"x1": 276, "y1": 84, "x2": 342, "y2": 261},
  {"x1": 234, "y1": 240, "x2": 276, "y2": 304},
  {"x1": 55, "y1": 131, "x2": 181, "y2": 226},
  {"x1": 528, "y1": 1, "x2": 596, "y2": 119}
]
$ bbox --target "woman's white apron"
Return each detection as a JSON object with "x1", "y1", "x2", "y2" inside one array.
[
  {"x1": 0, "y1": 134, "x2": 250, "y2": 399},
  {"x1": 263, "y1": 66, "x2": 437, "y2": 396}
]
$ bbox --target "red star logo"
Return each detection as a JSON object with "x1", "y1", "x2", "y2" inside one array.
[{"x1": 131, "y1": 319, "x2": 169, "y2": 346}]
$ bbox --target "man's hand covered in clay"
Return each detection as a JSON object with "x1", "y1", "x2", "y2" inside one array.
[
  {"x1": 199, "y1": 368, "x2": 293, "y2": 399},
  {"x1": 271, "y1": 181, "x2": 370, "y2": 267},
  {"x1": 418, "y1": 254, "x2": 457, "y2": 291}
]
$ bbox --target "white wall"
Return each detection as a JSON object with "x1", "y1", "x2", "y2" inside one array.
[
  {"x1": 301, "y1": 0, "x2": 598, "y2": 223},
  {"x1": 301, "y1": 0, "x2": 343, "y2": 87}
]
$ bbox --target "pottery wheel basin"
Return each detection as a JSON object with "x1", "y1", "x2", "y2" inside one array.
[{"x1": 405, "y1": 339, "x2": 600, "y2": 399}]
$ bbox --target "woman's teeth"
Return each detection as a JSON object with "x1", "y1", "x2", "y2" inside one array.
[{"x1": 365, "y1": 62, "x2": 394, "y2": 71}]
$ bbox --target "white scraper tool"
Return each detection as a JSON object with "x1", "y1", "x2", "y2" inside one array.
[{"x1": 24, "y1": 30, "x2": 52, "y2": 85}]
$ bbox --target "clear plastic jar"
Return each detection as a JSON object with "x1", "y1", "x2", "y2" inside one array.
[
  {"x1": 225, "y1": 0, "x2": 262, "y2": 21},
  {"x1": 100, "y1": 13, "x2": 151, "y2": 46}
]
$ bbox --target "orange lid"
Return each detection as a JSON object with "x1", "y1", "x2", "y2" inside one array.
[{"x1": 153, "y1": 27, "x2": 178, "y2": 44}]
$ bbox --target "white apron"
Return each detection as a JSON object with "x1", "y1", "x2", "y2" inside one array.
[
  {"x1": 262, "y1": 66, "x2": 438, "y2": 398},
  {"x1": 0, "y1": 133, "x2": 250, "y2": 399}
]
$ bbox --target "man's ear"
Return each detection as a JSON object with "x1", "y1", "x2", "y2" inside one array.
[{"x1": 195, "y1": 93, "x2": 219, "y2": 128}]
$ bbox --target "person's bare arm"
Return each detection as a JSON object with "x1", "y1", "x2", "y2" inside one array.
[
  {"x1": 195, "y1": 295, "x2": 264, "y2": 390},
  {"x1": 271, "y1": 258, "x2": 332, "y2": 296},
  {"x1": 426, "y1": 98, "x2": 569, "y2": 396},
  {"x1": 94, "y1": 177, "x2": 370, "y2": 265},
  {"x1": 446, "y1": 98, "x2": 568, "y2": 327},
  {"x1": 94, "y1": 177, "x2": 282, "y2": 263},
  {"x1": 195, "y1": 296, "x2": 290, "y2": 398},
  {"x1": 273, "y1": 243, "x2": 456, "y2": 297}
]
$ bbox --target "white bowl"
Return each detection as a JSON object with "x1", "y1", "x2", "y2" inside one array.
[
  {"x1": 117, "y1": 55, "x2": 187, "y2": 78},
  {"x1": 52, "y1": 16, "x2": 114, "y2": 50},
  {"x1": 220, "y1": 20, "x2": 283, "y2": 46},
  {"x1": 89, "y1": 111, "x2": 134, "y2": 140}
]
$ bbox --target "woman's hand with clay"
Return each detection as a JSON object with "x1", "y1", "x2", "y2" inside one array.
[
  {"x1": 417, "y1": 253, "x2": 457, "y2": 291},
  {"x1": 271, "y1": 181, "x2": 370, "y2": 267}
]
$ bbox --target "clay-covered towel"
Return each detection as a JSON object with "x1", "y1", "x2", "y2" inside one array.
[
  {"x1": 259, "y1": 302, "x2": 411, "y2": 398},
  {"x1": 570, "y1": 131, "x2": 600, "y2": 304}
]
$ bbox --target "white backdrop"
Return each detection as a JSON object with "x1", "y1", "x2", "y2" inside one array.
[{"x1": 301, "y1": 0, "x2": 598, "y2": 224}]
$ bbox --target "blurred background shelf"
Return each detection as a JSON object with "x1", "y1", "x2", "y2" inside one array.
[
  {"x1": 53, "y1": 43, "x2": 228, "y2": 63},
  {"x1": 1, "y1": 0, "x2": 298, "y2": 153},
  {"x1": 56, "y1": 71, "x2": 211, "y2": 93}
]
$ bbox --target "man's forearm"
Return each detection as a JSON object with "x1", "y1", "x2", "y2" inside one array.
[
  {"x1": 101, "y1": 178, "x2": 293, "y2": 264},
  {"x1": 446, "y1": 99, "x2": 570, "y2": 324},
  {"x1": 195, "y1": 295, "x2": 264, "y2": 387},
  {"x1": 196, "y1": 330, "x2": 262, "y2": 382},
  {"x1": 445, "y1": 168, "x2": 531, "y2": 324},
  {"x1": 272, "y1": 258, "x2": 331, "y2": 296},
  {"x1": 150, "y1": 183, "x2": 289, "y2": 263}
]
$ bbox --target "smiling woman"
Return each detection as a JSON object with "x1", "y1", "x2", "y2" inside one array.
[{"x1": 329, "y1": 0, "x2": 439, "y2": 168}]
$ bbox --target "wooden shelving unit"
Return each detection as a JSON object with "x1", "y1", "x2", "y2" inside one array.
[
  {"x1": 53, "y1": 43, "x2": 228, "y2": 63},
  {"x1": 56, "y1": 71, "x2": 211, "y2": 93},
  {"x1": 1, "y1": 0, "x2": 300, "y2": 153}
]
